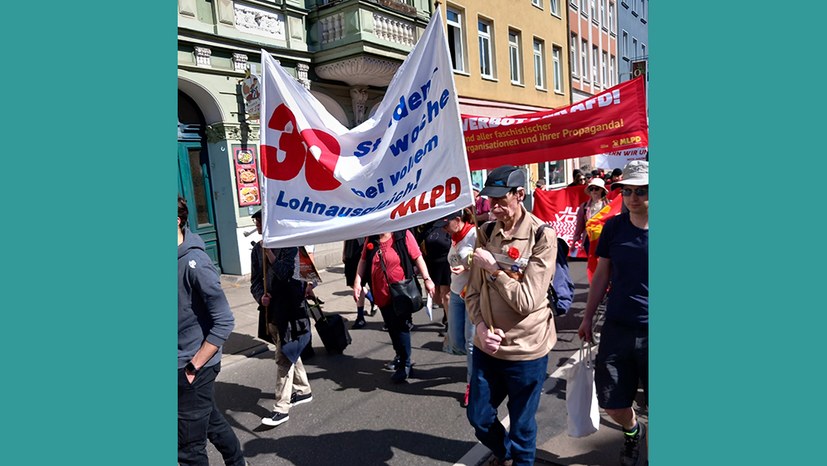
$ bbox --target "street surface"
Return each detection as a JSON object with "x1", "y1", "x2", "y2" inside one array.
[{"x1": 207, "y1": 258, "x2": 646, "y2": 465}]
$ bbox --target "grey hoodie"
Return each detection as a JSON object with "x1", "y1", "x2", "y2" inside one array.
[{"x1": 178, "y1": 227, "x2": 235, "y2": 369}]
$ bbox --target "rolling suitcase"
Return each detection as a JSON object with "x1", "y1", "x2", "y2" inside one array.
[{"x1": 306, "y1": 297, "x2": 352, "y2": 354}]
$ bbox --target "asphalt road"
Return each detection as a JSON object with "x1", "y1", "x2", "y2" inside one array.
[{"x1": 207, "y1": 260, "x2": 604, "y2": 465}]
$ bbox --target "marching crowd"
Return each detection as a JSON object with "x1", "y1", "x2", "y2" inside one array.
[{"x1": 177, "y1": 160, "x2": 649, "y2": 466}]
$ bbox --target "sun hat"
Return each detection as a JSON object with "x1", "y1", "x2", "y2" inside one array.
[
  {"x1": 614, "y1": 160, "x2": 648, "y2": 186},
  {"x1": 584, "y1": 178, "x2": 608, "y2": 195},
  {"x1": 480, "y1": 165, "x2": 526, "y2": 198}
]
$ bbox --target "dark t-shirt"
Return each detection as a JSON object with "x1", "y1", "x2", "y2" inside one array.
[
  {"x1": 421, "y1": 223, "x2": 452, "y2": 261},
  {"x1": 596, "y1": 212, "x2": 648, "y2": 325}
]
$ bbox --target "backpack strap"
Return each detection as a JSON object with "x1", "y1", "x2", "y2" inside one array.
[
  {"x1": 391, "y1": 230, "x2": 415, "y2": 280},
  {"x1": 482, "y1": 221, "x2": 496, "y2": 244}
]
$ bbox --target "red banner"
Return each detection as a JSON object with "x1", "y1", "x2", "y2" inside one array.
[
  {"x1": 532, "y1": 186, "x2": 590, "y2": 257},
  {"x1": 463, "y1": 77, "x2": 648, "y2": 171}
]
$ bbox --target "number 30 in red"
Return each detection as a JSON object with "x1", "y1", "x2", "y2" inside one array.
[{"x1": 261, "y1": 104, "x2": 342, "y2": 191}]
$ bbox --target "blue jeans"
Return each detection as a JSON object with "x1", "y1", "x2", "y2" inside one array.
[
  {"x1": 448, "y1": 291, "x2": 475, "y2": 382},
  {"x1": 178, "y1": 363, "x2": 245, "y2": 466},
  {"x1": 467, "y1": 350, "x2": 548, "y2": 466},
  {"x1": 378, "y1": 305, "x2": 413, "y2": 366}
]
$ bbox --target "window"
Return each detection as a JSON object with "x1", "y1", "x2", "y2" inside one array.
[
  {"x1": 532, "y1": 0, "x2": 542, "y2": 8},
  {"x1": 446, "y1": 8, "x2": 466, "y2": 72},
  {"x1": 581, "y1": 39, "x2": 589, "y2": 81},
  {"x1": 601, "y1": 51, "x2": 608, "y2": 86},
  {"x1": 641, "y1": 43, "x2": 646, "y2": 59},
  {"x1": 508, "y1": 30, "x2": 522, "y2": 84},
  {"x1": 622, "y1": 30, "x2": 628, "y2": 58},
  {"x1": 552, "y1": 46, "x2": 563, "y2": 92},
  {"x1": 539, "y1": 160, "x2": 566, "y2": 187},
  {"x1": 550, "y1": 0, "x2": 560, "y2": 16},
  {"x1": 580, "y1": 0, "x2": 588, "y2": 12},
  {"x1": 609, "y1": 2, "x2": 615, "y2": 33},
  {"x1": 610, "y1": 55, "x2": 616, "y2": 86},
  {"x1": 570, "y1": 33, "x2": 578, "y2": 76},
  {"x1": 478, "y1": 19, "x2": 494, "y2": 78},
  {"x1": 600, "y1": 0, "x2": 606, "y2": 26},
  {"x1": 632, "y1": 37, "x2": 638, "y2": 59},
  {"x1": 642, "y1": 0, "x2": 647, "y2": 20},
  {"x1": 534, "y1": 39, "x2": 546, "y2": 89},
  {"x1": 589, "y1": 0, "x2": 596, "y2": 20},
  {"x1": 592, "y1": 45, "x2": 599, "y2": 82}
]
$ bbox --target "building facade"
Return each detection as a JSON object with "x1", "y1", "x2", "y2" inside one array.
[
  {"x1": 438, "y1": 0, "x2": 571, "y2": 193},
  {"x1": 178, "y1": 0, "x2": 430, "y2": 275},
  {"x1": 617, "y1": 0, "x2": 648, "y2": 83},
  {"x1": 178, "y1": 1, "x2": 589, "y2": 275},
  {"x1": 566, "y1": 0, "x2": 618, "y2": 173}
]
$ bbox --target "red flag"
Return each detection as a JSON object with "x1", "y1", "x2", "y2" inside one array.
[
  {"x1": 584, "y1": 195, "x2": 623, "y2": 281},
  {"x1": 532, "y1": 186, "x2": 590, "y2": 257}
]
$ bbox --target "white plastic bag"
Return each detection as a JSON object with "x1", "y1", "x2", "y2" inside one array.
[{"x1": 566, "y1": 342, "x2": 600, "y2": 437}]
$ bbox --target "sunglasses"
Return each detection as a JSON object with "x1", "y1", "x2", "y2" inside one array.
[
  {"x1": 621, "y1": 187, "x2": 649, "y2": 197},
  {"x1": 588, "y1": 187, "x2": 603, "y2": 192}
]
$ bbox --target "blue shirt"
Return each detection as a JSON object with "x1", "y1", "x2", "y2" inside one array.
[{"x1": 596, "y1": 212, "x2": 648, "y2": 325}]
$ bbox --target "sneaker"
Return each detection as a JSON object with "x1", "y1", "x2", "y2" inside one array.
[
  {"x1": 261, "y1": 411, "x2": 289, "y2": 427},
  {"x1": 619, "y1": 422, "x2": 647, "y2": 466},
  {"x1": 290, "y1": 392, "x2": 313, "y2": 406},
  {"x1": 382, "y1": 323, "x2": 389, "y2": 332},
  {"x1": 461, "y1": 384, "x2": 470, "y2": 407},
  {"x1": 351, "y1": 318, "x2": 367, "y2": 329},
  {"x1": 485, "y1": 456, "x2": 513, "y2": 466},
  {"x1": 391, "y1": 364, "x2": 412, "y2": 383},
  {"x1": 384, "y1": 356, "x2": 401, "y2": 371}
]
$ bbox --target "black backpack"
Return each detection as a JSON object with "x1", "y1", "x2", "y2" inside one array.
[{"x1": 482, "y1": 222, "x2": 575, "y2": 316}]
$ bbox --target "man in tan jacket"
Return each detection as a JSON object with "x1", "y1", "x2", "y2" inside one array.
[{"x1": 465, "y1": 165, "x2": 557, "y2": 466}]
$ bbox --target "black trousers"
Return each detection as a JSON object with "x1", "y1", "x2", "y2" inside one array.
[{"x1": 178, "y1": 363, "x2": 245, "y2": 466}]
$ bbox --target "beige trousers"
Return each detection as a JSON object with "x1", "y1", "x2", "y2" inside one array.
[{"x1": 268, "y1": 323, "x2": 311, "y2": 414}]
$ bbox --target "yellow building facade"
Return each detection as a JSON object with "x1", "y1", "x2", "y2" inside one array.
[{"x1": 437, "y1": 0, "x2": 573, "y2": 189}]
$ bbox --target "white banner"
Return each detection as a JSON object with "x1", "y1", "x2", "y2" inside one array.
[
  {"x1": 260, "y1": 8, "x2": 473, "y2": 248},
  {"x1": 594, "y1": 147, "x2": 648, "y2": 170}
]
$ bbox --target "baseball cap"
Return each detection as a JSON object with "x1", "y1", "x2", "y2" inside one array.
[
  {"x1": 480, "y1": 165, "x2": 526, "y2": 198},
  {"x1": 433, "y1": 209, "x2": 464, "y2": 228}
]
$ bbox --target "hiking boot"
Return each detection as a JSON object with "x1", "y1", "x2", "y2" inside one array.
[
  {"x1": 351, "y1": 318, "x2": 366, "y2": 329},
  {"x1": 290, "y1": 392, "x2": 313, "y2": 406},
  {"x1": 619, "y1": 422, "x2": 647, "y2": 466},
  {"x1": 391, "y1": 364, "x2": 412, "y2": 383},
  {"x1": 461, "y1": 384, "x2": 470, "y2": 407},
  {"x1": 261, "y1": 411, "x2": 289, "y2": 427}
]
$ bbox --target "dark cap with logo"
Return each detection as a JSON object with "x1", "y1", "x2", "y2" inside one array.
[
  {"x1": 433, "y1": 209, "x2": 464, "y2": 228},
  {"x1": 480, "y1": 165, "x2": 526, "y2": 198}
]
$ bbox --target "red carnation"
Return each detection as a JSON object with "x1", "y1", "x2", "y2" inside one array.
[
  {"x1": 508, "y1": 247, "x2": 520, "y2": 259},
  {"x1": 366, "y1": 242, "x2": 374, "y2": 250}
]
